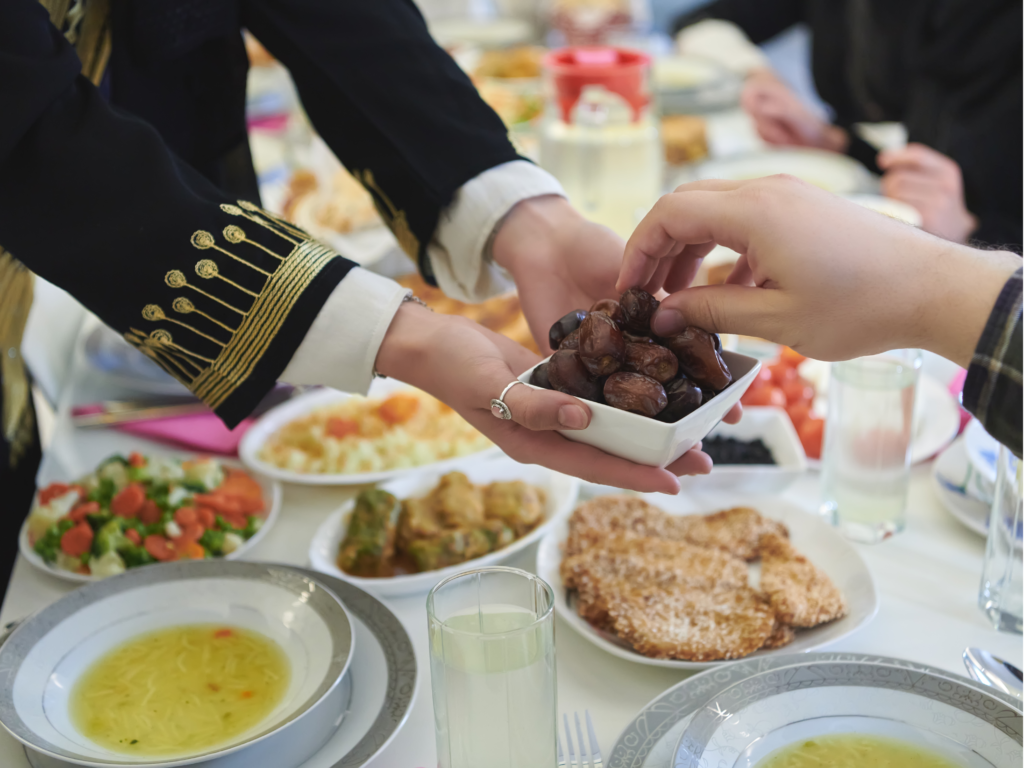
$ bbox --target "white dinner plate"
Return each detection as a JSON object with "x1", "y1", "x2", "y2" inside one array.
[
  {"x1": 537, "y1": 492, "x2": 879, "y2": 670},
  {"x1": 82, "y1": 324, "x2": 189, "y2": 396},
  {"x1": 238, "y1": 381, "x2": 501, "y2": 486},
  {"x1": 19, "y1": 462, "x2": 282, "y2": 584},
  {"x1": 678, "y1": 148, "x2": 876, "y2": 195},
  {"x1": 309, "y1": 456, "x2": 580, "y2": 597},
  {"x1": 931, "y1": 435, "x2": 991, "y2": 537}
]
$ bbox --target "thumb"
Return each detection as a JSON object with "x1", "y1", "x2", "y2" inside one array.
[
  {"x1": 650, "y1": 284, "x2": 788, "y2": 340},
  {"x1": 500, "y1": 377, "x2": 593, "y2": 432}
]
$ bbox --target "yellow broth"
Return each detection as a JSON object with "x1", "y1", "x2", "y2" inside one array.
[
  {"x1": 70, "y1": 624, "x2": 290, "y2": 757},
  {"x1": 757, "y1": 733, "x2": 962, "y2": 768}
]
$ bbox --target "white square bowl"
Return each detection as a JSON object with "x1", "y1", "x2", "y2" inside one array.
[
  {"x1": 518, "y1": 350, "x2": 762, "y2": 467},
  {"x1": 680, "y1": 405, "x2": 808, "y2": 492}
]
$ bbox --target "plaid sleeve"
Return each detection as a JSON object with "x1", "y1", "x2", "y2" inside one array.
[{"x1": 963, "y1": 267, "x2": 1022, "y2": 457}]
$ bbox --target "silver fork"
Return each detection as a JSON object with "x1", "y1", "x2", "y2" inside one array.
[{"x1": 557, "y1": 710, "x2": 604, "y2": 768}]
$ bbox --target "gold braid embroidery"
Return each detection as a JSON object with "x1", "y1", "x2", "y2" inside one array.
[
  {"x1": 127, "y1": 203, "x2": 339, "y2": 410},
  {"x1": 356, "y1": 170, "x2": 420, "y2": 259},
  {"x1": 0, "y1": 252, "x2": 35, "y2": 468}
]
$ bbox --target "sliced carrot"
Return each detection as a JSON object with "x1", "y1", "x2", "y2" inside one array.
[
  {"x1": 176, "y1": 541, "x2": 206, "y2": 560},
  {"x1": 377, "y1": 393, "x2": 419, "y2": 425},
  {"x1": 196, "y1": 506, "x2": 216, "y2": 528},
  {"x1": 326, "y1": 416, "x2": 360, "y2": 439},
  {"x1": 174, "y1": 506, "x2": 198, "y2": 526},
  {"x1": 138, "y1": 499, "x2": 162, "y2": 525},
  {"x1": 193, "y1": 493, "x2": 244, "y2": 516},
  {"x1": 128, "y1": 452, "x2": 147, "y2": 468},
  {"x1": 143, "y1": 534, "x2": 175, "y2": 562},
  {"x1": 216, "y1": 472, "x2": 265, "y2": 513},
  {"x1": 39, "y1": 483, "x2": 71, "y2": 506},
  {"x1": 69, "y1": 501, "x2": 101, "y2": 523},
  {"x1": 61, "y1": 522, "x2": 94, "y2": 557},
  {"x1": 240, "y1": 691, "x2": 253, "y2": 699},
  {"x1": 111, "y1": 483, "x2": 146, "y2": 518},
  {"x1": 214, "y1": 629, "x2": 233, "y2": 638},
  {"x1": 125, "y1": 528, "x2": 142, "y2": 546},
  {"x1": 173, "y1": 522, "x2": 205, "y2": 546}
]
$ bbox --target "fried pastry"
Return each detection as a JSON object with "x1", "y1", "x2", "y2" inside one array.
[
  {"x1": 759, "y1": 532, "x2": 847, "y2": 627},
  {"x1": 433, "y1": 471, "x2": 486, "y2": 528},
  {"x1": 565, "y1": 495, "x2": 675, "y2": 556},
  {"x1": 761, "y1": 619, "x2": 797, "y2": 649},
  {"x1": 606, "y1": 585, "x2": 775, "y2": 661},
  {"x1": 484, "y1": 481, "x2": 546, "y2": 536},
  {"x1": 674, "y1": 506, "x2": 789, "y2": 561}
]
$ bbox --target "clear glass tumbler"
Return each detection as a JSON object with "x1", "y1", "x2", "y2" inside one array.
[
  {"x1": 979, "y1": 447, "x2": 1023, "y2": 633},
  {"x1": 427, "y1": 566, "x2": 557, "y2": 768},
  {"x1": 820, "y1": 349, "x2": 923, "y2": 543}
]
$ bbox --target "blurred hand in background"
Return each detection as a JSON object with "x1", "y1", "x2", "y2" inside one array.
[{"x1": 740, "y1": 69, "x2": 847, "y2": 152}]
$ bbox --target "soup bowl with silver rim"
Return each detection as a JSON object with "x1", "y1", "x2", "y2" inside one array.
[{"x1": 0, "y1": 560, "x2": 354, "y2": 768}]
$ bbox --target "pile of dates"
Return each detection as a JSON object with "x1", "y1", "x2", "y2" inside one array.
[{"x1": 530, "y1": 288, "x2": 732, "y2": 422}]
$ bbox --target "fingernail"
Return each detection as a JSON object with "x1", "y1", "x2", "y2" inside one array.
[
  {"x1": 557, "y1": 404, "x2": 588, "y2": 430},
  {"x1": 652, "y1": 309, "x2": 685, "y2": 336}
]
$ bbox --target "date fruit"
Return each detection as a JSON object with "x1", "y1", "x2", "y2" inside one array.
[
  {"x1": 530, "y1": 361, "x2": 552, "y2": 390},
  {"x1": 547, "y1": 349, "x2": 603, "y2": 401},
  {"x1": 623, "y1": 331, "x2": 653, "y2": 344},
  {"x1": 559, "y1": 327, "x2": 580, "y2": 350},
  {"x1": 620, "y1": 287, "x2": 660, "y2": 334},
  {"x1": 624, "y1": 343, "x2": 678, "y2": 383},
  {"x1": 662, "y1": 328, "x2": 733, "y2": 390},
  {"x1": 578, "y1": 312, "x2": 625, "y2": 376},
  {"x1": 603, "y1": 373, "x2": 667, "y2": 417},
  {"x1": 590, "y1": 298, "x2": 624, "y2": 326},
  {"x1": 656, "y1": 377, "x2": 703, "y2": 422},
  {"x1": 549, "y1": 309, "x2": 588, "y2": 350}
]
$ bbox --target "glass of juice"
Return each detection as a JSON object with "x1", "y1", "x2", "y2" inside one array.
[
  {"x1": 979, "y1": 446, "x2": 1023, "y2": 633},
  {"x1": 820, "y1": 349, "x2": 922, "y2": 543},
  {"x1": 427, "y1": 566, "x2": 557, "y2": 768}
]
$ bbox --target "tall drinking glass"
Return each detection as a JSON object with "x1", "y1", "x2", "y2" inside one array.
[
  {"x1": 979, "y1": 447, "x2": 1023, "y2": 633},
  {"x1": 820, "y1": 349, "x2": 922, "y2": 543},
  {"x1": 427, "y1": 567, "x2": 557, "y2": 768}
]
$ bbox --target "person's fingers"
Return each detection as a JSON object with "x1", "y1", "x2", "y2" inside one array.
[
  {"x1": 725, "y1": 253, "x2": 754, "y2": 286},
  {"x1": 877, "y1": 143, "x2": 950, "y2": 174},
  {"x1": 881, "y1": 171, "x2": 939, "y2": 203},
  {"x1": 618, "y1": 188, "x2": 753, "y2": 294},
  {"x1": 650, "y1": 283, "x2": 790, "y2": 340},
  {"x1": 665, "y1": 449, "x2": 713, "y2": 476},
  {"x1": 722, "y1": 402, "x2": 743, "y2": 424},
  {"x1": 662, "y1": 242, "x2": 718, "y2": 294},
  {"x1": 501, "y1": 379, "x2": 593, "y2": 432}
]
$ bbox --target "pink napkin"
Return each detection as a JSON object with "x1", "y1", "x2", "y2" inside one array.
[
  {"x1": 948, "y1": 367, "x2": 971, "y2": 434},
  {"x1": 114, "y1": 414, "x2": 255, "y2": 456}
]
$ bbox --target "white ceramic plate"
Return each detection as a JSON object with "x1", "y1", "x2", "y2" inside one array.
[
  {"x1": 537, "y1": 492, "x2": 879, "y2": 669},
  {"x1": 682, "y1": 406, "x2": 807, "y2": 493},
  {"x1": 679, "y1": 148, "x2": 876, "y2": 195},
  {"x1": 239, "y1": 381, "x2": 501, "y2": 486},
  {"x1": 82, "y1": 325, "x2": 189, "y2": 396},
  {"x1": 0, "y1": 562, "x2": 353, "y2": 768},
  {"x1": 309, "y1": 456, "x2": 580, "y2": 597},
  {"x1": 18, "y1": 462, "x2": 282, "y2": 584},
  {"x1": 932, "y1": 435, "x2": 991, "y2": 537}
]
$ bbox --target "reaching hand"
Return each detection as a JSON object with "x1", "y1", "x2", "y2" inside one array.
[
  {"x1": 741, "y1": 69, "x2": 847, "y2": 152},
  {"x1": 878, "y1": 143, "x2": 976, "y2": 243},
  {"x1": 374, "y1": 300, "x2": 727, "y2": 494},
  {"x1": 616, "y1": 176, "x2": 1018, "y2": 369}
]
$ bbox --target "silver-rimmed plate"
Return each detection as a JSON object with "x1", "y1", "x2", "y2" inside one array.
[{"x1": 607, "y1": 653, "x2": 1022, "y2": 768}]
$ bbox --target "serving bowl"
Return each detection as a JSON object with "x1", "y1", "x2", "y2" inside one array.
[
  {"x1": 518, "y1": 350, "x2": 761, "y2": 467},
  {"x1": 0, "y1": 561, "x2": 354, "y2": 768},
  {"x1": 309, "y1": 456, "x2": 580, "y2": 597}
]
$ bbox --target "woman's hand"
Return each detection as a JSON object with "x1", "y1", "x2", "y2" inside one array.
[
  {"x1": 741, "y1": 69, "x2": 847, "y2": 152},
  {"x1": 616, "y1": 176, "x2": 1019, "y2": 368},
  {"x1": 374, "y1": 301, "x2": 726, "y2": 494},
  {"x1": 878, "y1": 143, "x2": 977, "y2": 243}
]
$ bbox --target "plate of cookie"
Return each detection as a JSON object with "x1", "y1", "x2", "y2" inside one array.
[{"x1": 536, "y1": 493, "x2": 879, "y2": 669}]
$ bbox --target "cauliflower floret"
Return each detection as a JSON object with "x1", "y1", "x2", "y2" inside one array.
[
  {"x1": 222, "y1": 532, "x2": 244, "y2": 555},
  {"x1": 167, "y1": 486, "x2": 194, "y2": 507},
  {"x1": 183, "y1": 458, "x2": 224, "y2": 491},
  {"x1": 88, "y1": 551, "x2": 126, "y2": 578},
  {"x1": 26, "y1": 490, "x2": 80, "y2": 543},
  {"x1": 147, "y1": 456, "x2": 186, "y2": 483},
  {"x1": 98, "y1": 460, "x2": 129, "y2": 489},
  {"x1": 165, "y1": 520, "x2": 183, "y2": 539},
  {"x1": 56, "y1": 551, "x2": 85, "y2": 574}
]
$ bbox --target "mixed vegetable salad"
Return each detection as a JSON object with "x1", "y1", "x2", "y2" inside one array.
[{"x1": 26, "y1": 453, "x2": 267, "y2": 578}]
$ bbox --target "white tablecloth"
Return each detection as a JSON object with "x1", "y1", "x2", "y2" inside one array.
[{"x1": 2, "y1": 321, "x2": 1020, "y2": 767}]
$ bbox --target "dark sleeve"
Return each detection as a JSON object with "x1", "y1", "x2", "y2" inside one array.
[
  {"x1": 241, "y1": 0, "x2": 521, "y2": 285},
  {"x1": 671, "y1": 0, "x2": 804, "y2": 42},
  {"x1": 963, "y1": 267, "x2": 1022, "y2": 458},
  {"x1": 0, "y1": 0, "x2": 357, "y2": 428}
]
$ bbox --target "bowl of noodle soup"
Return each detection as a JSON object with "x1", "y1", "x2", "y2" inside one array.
[{"x1": 0, "y1": 561, "x2": 354, "y2": 767}]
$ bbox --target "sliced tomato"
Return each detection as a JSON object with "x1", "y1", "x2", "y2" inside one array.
[
  {"x1": 138, "y1": 499, "x2": 162, "y2": 525},
  {"x1": 742, "y1": 385, "x2": 786, "y2": 408},
  {"x1": 782, "y1": 378, "x2": 815, "y2": 406},
  {"x1": 779, "y1": 347, "x2": 807, "y2": 368},
  {"x1": 325, "y1": 416, "x2": 360, "y2": 439},
  {"x1": 69, "y1": 501, "x2": 101, "y2": 523},
  {"x1": 196, "y1": 506, "x2": 216, "y2": 528},
  {"x1": 767, "y1": 362, "x2": 797, "y2": 385},
  {"x1": 174, "y1": 506, "x2": 198, "y2": 526},
  {"x1": 799, "y1": 418, "x2": 825, "y2": 460},
  {"x1": 143, "y1": 535, "x2": 176, "y2": 562},
  {"x1": 128, "y1": 452, "x2": 147, "y2": 468},
  {"x1": 39, "y1": 483, "x2": 71, "y2": 506},
  {"x1": 786, "y1": 402, "x2": 813, "y2": 430},
  {"x1": 125, "y1": 528, "x2": 142, "y2": 546},
  {"x1": 111, "y1": 483, "x2": 146, "y2": 518},
  {"x1": 214, "y1": 629, "x2": 234, "y2": 638},
  {"x1": 60, "y1": 522, "x2": 94, "y2": 557}
]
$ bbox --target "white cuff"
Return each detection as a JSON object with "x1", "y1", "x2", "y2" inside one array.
[
  {"x1": 675, "y1": 19, "x2": 769, "y2": 76},
  {"x1": 279, "y1": 267, "x2": 408, "y2": 395},
  {"x1": 427, "y1": 160, "x2": 565, "y2": 303}
]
